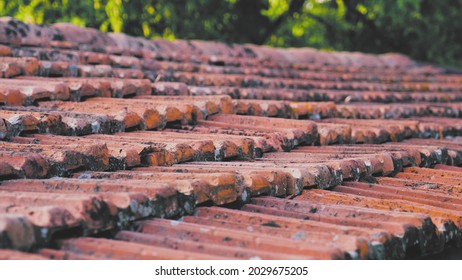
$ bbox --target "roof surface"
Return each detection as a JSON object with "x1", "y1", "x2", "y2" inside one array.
[{"x1": 1, "y1": 17, "x2": 462, "y2": 259}]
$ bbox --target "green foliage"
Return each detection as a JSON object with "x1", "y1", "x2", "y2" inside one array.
[{"x1": 1, "y1": 0, "x2": 461, "y2": 67}]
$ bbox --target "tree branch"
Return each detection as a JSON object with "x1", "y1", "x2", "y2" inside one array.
[{"x1": 258, "y1": 0, "x2": 305, "y2": 44}]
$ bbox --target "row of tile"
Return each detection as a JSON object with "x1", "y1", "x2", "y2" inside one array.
[
  {"x1": 0, "y1": 93, "x2": 234, "y2": 136},
  {"x1": 2, "y1": 46, "x2": 441, "y2": 88},
  {"x1": 0, "y1": 76, "x2": 153, "y2": 105},
  {"x1": 297, "y1": 165, "x2": 462, "y2": 257},
  {"x1": 2, "y1": 115, "x2": 462, "y2": 175},
  {"x1": 0, "y1": 114, "x2": 320, "y2": 178},
  {"x1": 162, "y1": 72, "x2": 462, "y2": 93},
  {"x1": 28, "y1": 164, "x2": 461, "y2": 260},
  {"x1": 3, "y1": 76, "x2": 462, "y2": 112},
  {"x1": 0, "y1": 17, "x2": 423, "y2": 71},
  {"x1": 3, "y1": 92, "x2": 462, "y2": 140},
  {"x1": 3, "y1": 111, "x2": 462, "y2": 171},
  {"x1": 186, "y1": 86, "x2": 462, "y2": 103},
  {"x1": 1, "y1": 137, "x2": 461, "y2": 252},
  {"x1": 7, "y1": 165, "x2": 457, "y2": 260},
  {"x1": 3, "y1": 45, "x2": 456, "y2": 86},
  {"x1": 145, "y1": 60, "x2": 461, "y2": 83},
  {"x1": 234, "y1": 100, "x2": 462, "y2": 120},
  {"x1": 4, "y1": 77, "x2": 462, "y2": 119}
]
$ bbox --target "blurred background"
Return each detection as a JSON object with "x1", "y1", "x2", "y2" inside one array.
[{"x1": 1, "y1": 0, "x2": 461, "y2": 67}]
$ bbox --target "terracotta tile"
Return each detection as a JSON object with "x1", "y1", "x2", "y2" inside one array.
[
  {"x1": 115, "y1": 230, "x2": 301, "y2": 260},
  {"x1": 0, "y1": 107, "x2": 93, "y2": 136},
  {"x1": 48, "y1": 40, "x2": 79, "y2": 49},
  {"x1": 0, "y1": 151, "x2": 49, "y2": 178},
  {"x1": 114, "y1": 131, "x2": 216, "y2": 162},
  {"x1": 154, "y1": 164, "x2": 297, "y2": 196},
  {"x1": 434, "y1": 164, "x2": 462, "y2": 172},
  {"x1": 328, "y1": 186, "x2": 462, "y2": 229},
  {"x1": 183, "y1": 161, "x2": 315, "y2": 190},
  {"x1": 161, "y1": 128, "x2": 256, "y2": 159},
  {"x1": 0, "y1": 117, "x2": 12, "y2": 140},
  {"x1": 377, "y1": 176, "x2": 462, "y2": 195},
  {"x1": 233, "y1": 99, "x2": 292, "y2": 118},
  {"x1": 168, "y1": 71, "x2": 448, "y2": 93},
  {"x1": 0, "y1": 203, "x2": 79, "y2": 236},
  {"x1": 2, "y1": 139, "x2": 109, "y2": 176},
  {"x1": 80, "y1": 51, "x2": 110, "y2": 65},
  {"x1": 0, "y1": 179, "x2": 173, "y2": 224},
  {"x1": 1, "y1": 60, "x2": 22, "y2": 78},
  {"x1": 108, "y1": 33, "x2": 155, "y2": 56},
  {"x1": 387, "y1": 167, "x2": 462, "y2": 194},
  {"x1": 295, "y1": 145, "x2": 419, "y2": 175},
  {"x1": 63, "y1": 178, "x2": 189, "y2": 218},
  {"x1": 39, "y1": 101, "x2": 144, "y2": 131},
  {"x1": 136, "y1": 94, "x2": 234, "y2": 116},
  {"x1": 38, "y1": 60, "x2": 76, "y2": 77},
  {"x1": 58, "y1": 237, "x2": 225, "y2": 260},
  {"x1": 11, "y1": 47, "x2": 80, "y2": 64},
  {"x1": 243, "y1": 199, "x2": 440, "y2": 255},
  {"x1": 84, "y1": 98, "x2": 167, "y2": 129},
  {"x1": 0, "y1": 45, "x2": 12, "y2": 56},
  {"x1": 152, "y1": 82, "x2": 190, "y2": 96},
  {"x1": 290, "y1": 149, "x2": 390, "y2": 176},
  {"x1": 341, "y1": 182, "x2": 462, "y2": 211},
  {"x1": 324, "y1": 119, "x2": 419, "y2": 143},
  {"x1": 0, "y1": 189, "x2": 118, "y2": 232},
  {"x1": 18, "y1": 76, "x2": 99, "y2": 101},
  {"x1": 138, "y1": 219, "x2": 347, "y2": 259},
  {"x1": 206, "y1": 114, "x2": 317, "y2": 148},
  {"x1": 91, "y1": 97, "x2": 195, "y2": 125},
  {"x1": 388, "y1": 141, "x2": 453, "y2": 167},
  {"x1": 59, "y1": 77, "x2": 151, "y2": 97},
  {"x1": 0, "y1": 249, "x2": 48, "y2": 260},
  {"x1": 1, "y1": 78, "x2": 70, "y2": 106},
  {"x1": 0, "y1": 161, "x2": 16, "y2": 179},
  {"x1": 38, "y1": 248, "x2": 98, "y2": 260},
  {"x1": 258, "y1": 160, "x2": 342, "y2": 188},
  {"x1": 191, "y1": 125, "x2": 281, "y2": 156},
  {"x1": 412, "y1": 117, "x2": 462, "y2": 138},
  {"x1": 251, "y1": 196, "x2": 436, "y2": 242},
  {"x1": 88, "y1": 169, "x2": 244, "y2": 205},
  {"x1": 0, "y1": 18, "x2": 61, "y2": 46},
  {"x1": 0, "y1": 215, "x2": 36, "y2": 250},
  {"x1": 0, "y1": 110, "x2": 40, "y2": 133},
  {"x1": 191, "y1": 207, "x2": 400, "y2": 259},
  {"x1": 290, "y1": 101, "x2": 337, "y2": 119},
  {"x1": 316, "y1": 123, "x2": 352, "y2": 145},
  {"x1": 112, "y1": 68, "x2": 145, "y2": 79},
  {"x1": 295, "y1": 190, "x2": 462, "y2": 249},
  {"x1": 404, "y1": 166, "x2": 462, "y2": 179},
  {"x1": 128, "y1": 168, "x2": 240, "y2": 204},
  {"x1": 86, "y1": 133, "x2": 197, "y2": 165},
  {"x1": 27, "y1": 134, "x2": 145, "y2": 169},
  {"x1": 109, "y1": 55, "x2": 141, "y2": 69},
  {"x1": 246, "y1": 203, "x2": 409, "y2": 237},
  {"x1": 3, "y1": 108, "x2": 122, "y2": 138},
  {"x1": 0, "y1": 57, "x2": 40, "y2": 76},
  {"x1": 53, "y1": 23, "x2": 117, "y2": 50}
]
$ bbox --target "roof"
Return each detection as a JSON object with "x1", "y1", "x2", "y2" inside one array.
[{"x1": 1, "y1": 17, "x2": 462, "y2": 259}]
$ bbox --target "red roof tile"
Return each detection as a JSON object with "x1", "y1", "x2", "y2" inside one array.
[{"x1": 1, "y1": 17, "x2": 462, "y2": 259}]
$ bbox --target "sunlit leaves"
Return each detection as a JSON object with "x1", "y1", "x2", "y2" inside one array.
[
  {"x1": 0, "y1": 0, "x2": 461, "y2": 67},
  {"x1": 262, "y1": 0, "x2": 290, "y2": 20},
  {"x1": 105, "y1": 0, "x2": 123, "y2": 32}
]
